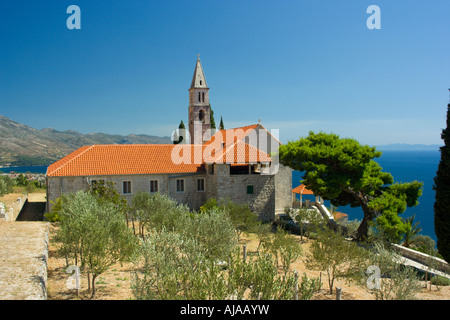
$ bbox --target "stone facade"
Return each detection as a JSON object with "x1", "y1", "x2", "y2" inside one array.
[
  {"x1": 47, "y1": 173, "x2": 208, "y2": 213},
  {"x1": 46, "y1": 164, "x2": 291, "y2": 221}
]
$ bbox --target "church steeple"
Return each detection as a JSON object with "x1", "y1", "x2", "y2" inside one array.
[
  {"x1": 188, "y1": 55, "x2": 211, "y2": 144},
  {"x1": 190, "y1": 54, "x2": 208, "y2": 89}
]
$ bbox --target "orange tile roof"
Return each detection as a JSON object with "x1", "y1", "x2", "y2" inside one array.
[
  {"x1": 292, "y1": 184, "x2": 314, "y2": 195},
  {"x1": 203, "y1": 140, "x2": 271, "y2": 164},
  {"x1": 205, "y1": 124, "x2": 259, "y2": 148},
  {"x1": 46, "y1": 144, "x2": 206, "y2": 177},
  {"x1": 47, "y1": 141, "x2": 272, "y2": 177}
]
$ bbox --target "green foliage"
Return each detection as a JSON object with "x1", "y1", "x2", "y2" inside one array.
[
  {"x1": 433, "y1": 103, "x2": 450, "y2": 263},
  {"x1": 294, "y1": 208, "x2": 325, "y2": 240},
  {"x1": 298, "y1": 272, "x2": 323, "y2": 300},
  {"x1": 44, "y1": 194, "x2": 72, "y2": 222},
  {"x1": 219, "y1": 116, "x2": 224, "y2": 130},
  {"x1": 210, "y1": 107, "x2": 216, "y2": 129},
  {"x1": 133, "y1": 228, "x2": 228, "y2": 300},
  {"x1": 279, "y1": 131, "x2": 423, "y2": 241},
  {"x1": 16, "y1": 173, "x2": 28, "y2": 187},
  {"x1": 263, "y1": 227, "x2": 302, "y2": 274},
  {"x1": 131, "y1": 191, "x2": 190, "y2": 236},
  {"x1": 401, "y1": 214, "x2": 422, "y2": 248},
  {"x1": 430, "y1": 275, "x2": 450, "y2": 286},
  {"x1": 0, "y1": 175, "x2": 14, "y2": 196},
  {"x1": 199, "y1": 197, "x2": 219, "y2": 213},
  {"x1": 307, "y1": 228, "x2": 367, "y2": 294},
  {"x1": 408, "y1": 234, "x2": 437, "y2": 256},
  {"x1": 0, "y1": 179, "x2": 6, "y2": 197},
  {"x1": 185, "y1": 208, "x2": 237, "y2": 261},
  {"x1": 200, "y1": 198, "x2": 259, "y2": 241},
  {"x1": 55, "y1": 191, "x2": 137, "y2": 298},
  {"x1": 361, "y1": 242, "x2": 422, "y2": 300}
]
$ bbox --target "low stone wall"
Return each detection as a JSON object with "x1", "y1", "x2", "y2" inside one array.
[
  {"x1": 392, "y1": 243, "x2": 450, "y2": 275},
  {"x1": 0, "y1": 194, "x2": 28, "y2": 222}
]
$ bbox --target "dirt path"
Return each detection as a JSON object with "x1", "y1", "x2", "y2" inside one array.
[{"x1": 0, "y1": 221, "x2": 49, "y2": 300}]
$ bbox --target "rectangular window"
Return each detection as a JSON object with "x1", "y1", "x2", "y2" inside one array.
[
  {"x1": 197, "y1": 178, "x2": 205, "y2": 192},
  {"x1": 176, "y1": 179, "x2": 185, "y2": 193},
  {"x1": 247, "y1": 185, "x2": 254, "y2": 195},
  {"x1": 123, "y1": 181, "x2": 132, "y2": 194},
  {"x1": 150, "y1": 180, "x2": 159, "y2": 193}
]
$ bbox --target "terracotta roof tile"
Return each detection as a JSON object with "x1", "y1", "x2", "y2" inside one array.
[
  {"x1": 47, "y1": 140, "x2": 272, "y2": 177},
  {"x1": 204, "y1": 140, "x2": 271, "y2": 164},
  {"x1": 292, "y1": 184, "x2": 314, "y2": 195},
  {"x1": 46, "y1": 144, "x2": 206, "y2": 177}
]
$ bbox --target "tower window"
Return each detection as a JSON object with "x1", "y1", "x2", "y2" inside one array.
[
  {"x1": 200, "y1": 80, "x2": 202, "y2": 85},
  {"x1": 199, "y1": 110, "x2": 205, "y2": 122},
  {"x1": 198, "y1": 92, "x2": 201, "y2": 102},
  {"x1": 202, "y1": 92, "x2": 205, "y2": 102}
]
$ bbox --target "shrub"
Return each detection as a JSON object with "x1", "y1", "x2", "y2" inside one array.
[
  {"x1": 361, "y1": 242, "x2": 422, "y2": 300},
  {"x1": 430, "y1": 275, "x2": 450, "y2": 286},
  {"x1": 307, "y1": 228, "x2": 367, "y2": 294}
]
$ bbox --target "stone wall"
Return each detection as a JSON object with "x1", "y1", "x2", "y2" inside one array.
[
  {"x1": 392, "y1": 243, "x2": 450, "y2": 275},
  {"x1": 46, "y1": 163, "x2": 291, "y2": 222},
  {"x1": 47, "y1": 173, "x2": 208, "y2": 212},
  {"x1": 206, "y1": 163, "x2": 276, "y2": 221},
  {"x1": 0, "y1": 194, "x2": 28, "y2": 221},
  {"x1": 274, "y1": 164, "x2": 293, "y2": 214}
]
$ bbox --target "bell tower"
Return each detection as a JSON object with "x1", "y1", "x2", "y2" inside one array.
[{"x1": 188, "y1": 54, "x2": 211, "y2": 144}]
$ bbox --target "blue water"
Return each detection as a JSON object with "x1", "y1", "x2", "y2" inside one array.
[
  {"x1": 0, "y1": 166, "x2": 47, "y2": 174},
  {"x1": 292, "y1": 150, "x2": 440, "y2": 242},
  {"x1": 2, "y1": 155, "x2": 440, "y2": 242}
]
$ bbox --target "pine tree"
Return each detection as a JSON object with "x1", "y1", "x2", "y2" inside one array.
[
  {"x1": 433, "y1": 101, "x2": 450, "y2": 262},
  {"x1": 210, "y1": 107, "x2": 216, "y2": 129},
  {"x1": 219, "y1": 116, "x2": 224, "y2": 130},
  {"x1": 173, "y1": 120, "x2": 185, "y2": 144}
]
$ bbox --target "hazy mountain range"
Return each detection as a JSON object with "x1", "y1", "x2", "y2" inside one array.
[
  {"x1": 0, "y1": 114, "x2": 171, "y2": 166},
  {"x1": 0, "y1": 114, "x2": 442, "y2": 167}
]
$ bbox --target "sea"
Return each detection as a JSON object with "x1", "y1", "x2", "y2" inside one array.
[
  {"x1": 292, "y1": 150, "x2": 441, "y2": 242},
  {"x1": 1, "y1": 152, "x2": 440, "y2": 241},
  {"x1": 0, "y1": 165, "x2": 48, "y2": 174}
]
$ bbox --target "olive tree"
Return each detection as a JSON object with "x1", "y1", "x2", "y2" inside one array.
[
  {"x1": 56, "y1": 191, "x2": 137, "y2": 298},
  {"x1": 307, "y1": 228, "x2": 367, "y2": 294}
]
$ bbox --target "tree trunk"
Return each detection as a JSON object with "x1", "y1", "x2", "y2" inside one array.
[
  {"x1": 352, "y1": 192, "x2": 376, "y2": 242},
  {"x1": 91, "y1": 274, "x2": 97, "y2": 299}
]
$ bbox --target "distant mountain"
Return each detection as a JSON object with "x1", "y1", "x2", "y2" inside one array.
[
  {"x1": 377, "y1": 143, "x2": 442, "y2": 151},
  {"x1": 0, "y1": 114, "x2": 172, "y2": 166}
]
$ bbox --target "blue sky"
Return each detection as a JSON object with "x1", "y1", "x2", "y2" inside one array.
[{"x1": 1, "y1": 0, "x2": 449, "y2": 146}]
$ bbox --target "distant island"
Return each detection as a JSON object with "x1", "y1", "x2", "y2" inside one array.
[{"x1": 377, "y1": 143, "x2": 442, "y2": 151}]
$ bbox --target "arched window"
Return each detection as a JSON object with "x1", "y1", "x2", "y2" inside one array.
[
  {"x1": 202, "y1": 92, "x2": 205, "y2": 102},
  {"x1": 199, "y1": 110, "x2": 205, "y2": 122},
  {"x1": 198, "y1": 92, "x2": 201, "y2": 102}
]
